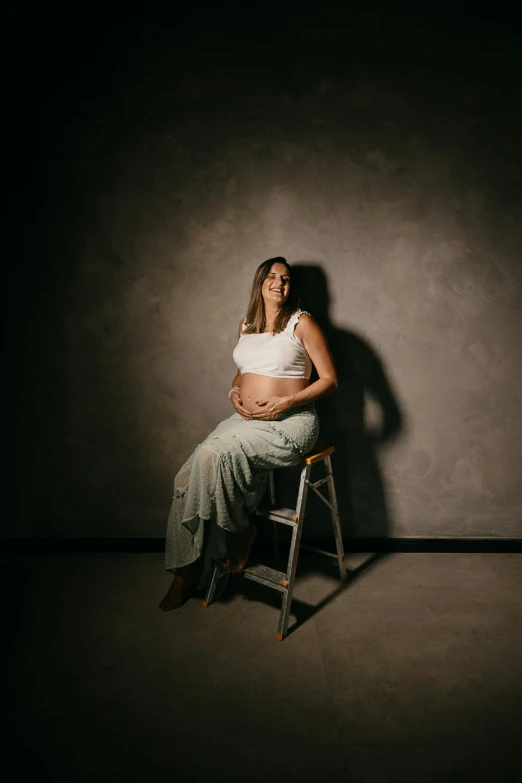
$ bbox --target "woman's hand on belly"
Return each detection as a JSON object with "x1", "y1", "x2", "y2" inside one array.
[
  {"x1": 240, "y1": 374, "x2": 308, "y2": 418},
  {"x1": 250, "y1": 395, "x2": 293, "y2": 421},
  {"x1": 229, "y1": 391, "x2": 253, "y2": 420}
]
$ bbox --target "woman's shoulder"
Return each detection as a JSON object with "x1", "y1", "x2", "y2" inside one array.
[
  {"x1": 292, "y1": 309, "x2": 316, "y2": 338},
  {"x1": 292, "y1": 309, "x2": 313, "y2": 323}
]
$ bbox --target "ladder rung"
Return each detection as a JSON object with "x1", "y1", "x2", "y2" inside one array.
[
  {"x1": 256, "y1": 507, "x2": 296, "y2": 526},
  {"x1": 311, "y1": 475, "x2": 330, "y2": 489},
  {"x1": 299, "y1": 543, "x2": 342, "y2": 559},
  {"x1": 243, "y1": 564, "x2": 287, "y2": 591},
  {"x1": 272, "y1": 536, "x2": 342, "y2": 561}
]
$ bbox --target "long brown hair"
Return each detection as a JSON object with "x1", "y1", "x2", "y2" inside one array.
[{"x1": 243, "y1": 257, "x2": 300, "y2": 334}]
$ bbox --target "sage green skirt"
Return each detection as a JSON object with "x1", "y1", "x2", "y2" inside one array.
[{"x1": 164, "y1": 404, "x2": 319, "y2": 589}]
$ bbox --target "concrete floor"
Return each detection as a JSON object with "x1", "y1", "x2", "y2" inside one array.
[{"x1": 4, "y1": 549, "x2": 522, "y2": 782}]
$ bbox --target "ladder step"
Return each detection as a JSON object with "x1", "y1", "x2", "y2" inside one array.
[
  {"x1": 243, "y1": 564, "x2": 287, "y2": 591},
  {"x1": 256, "y1": 506, "x2": 296, "y2": 526},
  {"x1": 311, "y1": 475, "x2": 330, "y2": 489}
]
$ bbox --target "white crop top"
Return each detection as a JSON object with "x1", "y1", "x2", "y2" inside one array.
[{"x1": 233, "y1": 310, "x2": 313, "y2": 379}]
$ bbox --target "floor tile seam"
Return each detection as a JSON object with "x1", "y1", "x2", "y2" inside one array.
[
  {"x1": 165, "y1": 741, "x2": 346, "y2": 748},
  {"x1": 301, "y1": 570, "x2": 346, "y2": 756},
  {"x1": 309, "y1": 613, "x2": 346, "y2": 771},
  {"x1": 157, "y1": 742, "x2": 346, "y2": 747},
  {"x1": 340, "y1": 742, "x2": 519, "y2": 748},
  {"x1": 85, "y1": 580, "x2": 112, "y2": 636}
]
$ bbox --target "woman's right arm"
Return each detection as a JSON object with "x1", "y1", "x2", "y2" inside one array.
[{"x1": 229, "y1": 319, "x2": 252, "y2": 420}]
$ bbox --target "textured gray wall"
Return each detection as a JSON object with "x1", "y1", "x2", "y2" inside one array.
[{"x1": 8, "y1": 7, "x2": 522, "y2": 538}]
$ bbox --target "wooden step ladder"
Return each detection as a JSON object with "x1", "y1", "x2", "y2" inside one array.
[{"x1": 202, "y1": 443, "x2": 347, "y2": 640}]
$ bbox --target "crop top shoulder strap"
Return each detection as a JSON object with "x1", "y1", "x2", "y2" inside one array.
[
  {"x1": 286, "y1": 309, "x2": 311, "y2": 331},
  {"x1": 242, "y1": 309, "x2": 311, "y2": 333}
]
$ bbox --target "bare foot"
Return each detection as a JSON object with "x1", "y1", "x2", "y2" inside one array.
[
  {"x1": 225, "y1": 523, "x2": 257, "y2": 574},
  {"x1": 159, "y1": 561, "x2": 200, "y2": 611},
  {"x1": 158, "y1": 574, "x2": 186, "y2": 611}
]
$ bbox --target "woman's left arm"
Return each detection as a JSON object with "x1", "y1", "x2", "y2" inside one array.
[{"x1": 252, "y1": 315, "x2": 338, "y2": 419}]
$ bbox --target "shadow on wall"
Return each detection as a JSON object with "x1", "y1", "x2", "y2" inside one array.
[{"x1": 281, "y1": 264, "x2": 407, "y2": 540}]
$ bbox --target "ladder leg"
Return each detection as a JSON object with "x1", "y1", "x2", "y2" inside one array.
[
  {"x1": 269, "y1": 470, "x2": 276, "y2": 505},
  {"x1": 325, "y1": 455, "x2": 347, "y2": 581},
  {"x1": 202, "y1": 562, "x2": 227, "y2": 607},
  {"x1": 277, "y1": 464, "x2": 310, "y2": 640}
]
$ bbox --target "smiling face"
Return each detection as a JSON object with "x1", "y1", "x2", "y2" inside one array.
[{"x1": 261, "y1": 262, "x2": 291, "y2": 307}]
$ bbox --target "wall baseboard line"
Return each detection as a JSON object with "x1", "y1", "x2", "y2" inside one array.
[{"x1": 1, "y1": 537, "x2": 521, "y2": 554}]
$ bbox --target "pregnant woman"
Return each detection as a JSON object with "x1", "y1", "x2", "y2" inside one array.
[{"x1": 159, "y1": 256, "x2": 338, "y2": 611}]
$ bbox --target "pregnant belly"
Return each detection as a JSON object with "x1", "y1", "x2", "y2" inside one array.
[{"x1": 239, "y1": 373, "x2": 309, "y2": 414}]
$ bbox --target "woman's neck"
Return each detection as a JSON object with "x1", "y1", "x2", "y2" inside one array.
[{"x1": 264, "y1": 304, "x2": 281, "y2": 324}]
